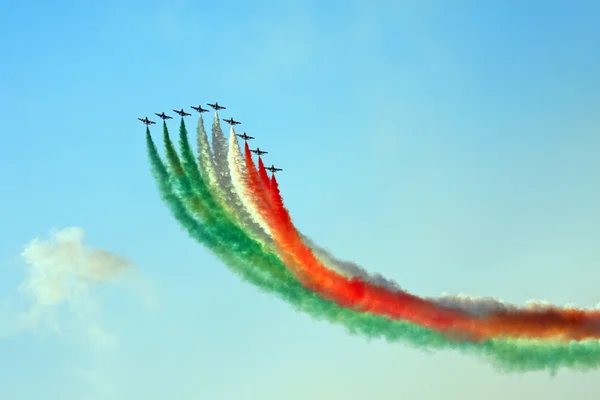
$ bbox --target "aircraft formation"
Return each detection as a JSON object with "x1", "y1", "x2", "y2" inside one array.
[{"x1": 138, "y1": 102, "x2": 282, "y2": 174}]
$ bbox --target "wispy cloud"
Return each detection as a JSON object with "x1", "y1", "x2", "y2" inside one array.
[{"x1": 1, "y1": 227, "x2": 150, "y2": 350}]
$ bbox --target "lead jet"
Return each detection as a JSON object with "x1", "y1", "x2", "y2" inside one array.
[
  {"x1": 207, "y1": 102, "x2": 226, "y2": 110},
  {"x1": 173, "y1": 109, "x2": 192, "y2": 117},
  {"x1": 266, "y1": 165, "x2": 282, "y2": 173},
  {"x1": 236, "y1": 132, "x2": 254, "y2": 141},
  {"x1": 138, "y1": 117, "x2": 156, "y2": 125},
  {"x1": 191, "y1": 105, "x2": 209, "y2": 113},
  {"x1": 223, "y1": 117, "x2": 241, "y2": 125},
  {"x1": 250, "y1": 147, "x2": 267, "y2": 156},
  {"x1": 155, "y1": 112, "x2": 172, "y2": 120}
]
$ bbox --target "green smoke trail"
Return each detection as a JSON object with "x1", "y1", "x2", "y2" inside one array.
[
  {"x1": 148, "y1": 124, "x2": 600, "y2": 374},
  {"x1": 147, "y1": 126, "x2": 276, "y2": 289},
  {"x1": 163, "y1": 120, "x2": 289, "y2": 282}
]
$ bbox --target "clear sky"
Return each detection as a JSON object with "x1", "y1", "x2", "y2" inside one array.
[{"x1": 1, "y1": 0, "x2": 600, "y2": 398}]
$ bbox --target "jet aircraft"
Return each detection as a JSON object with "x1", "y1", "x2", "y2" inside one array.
[
  {"x1": 191, "y1": 105, "x2": 209, "y2": 113},
  {"x1": 138, "y1": 117, "x2": 156, "y2": 125},
  {"x1": 236, "y1": 132, "x2": 254, "y2": 141},
  {"x1": 251, "y1": 147, "x2": 268, "y2": 156},
  {"x1": 223, "y1": 117, "x2": 241, "y2": 125},
  {"x1": 155, "y1": 112, "x2": 172, "y2": 120},
  {"x1": 266, "y1": 165, "x2": 282, "y2": 173},
  {"x1": 173, "y1": 109, "x2": 192, "y2": 117},
  {"x1": 207, "y1": 102, "x2": 226, "y2": 110}
]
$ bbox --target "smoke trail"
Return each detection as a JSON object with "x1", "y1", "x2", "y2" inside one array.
[
  {"x1": 166, "y1": 120, "x2": 256, "y2": 254},
  {"x1": 147, "y1": 125, "x2": 600, "y2": 372},
  {"x1": 255, "y1": 155, "x2": 403, "y2": 290},
  {"x1": 242, "y1": 146, "x2": 394, "y2": 286},
  {"x1": 256, "y1": 156, "x2": 520, "y2": 313},
  {"x1": 299, "y1": 234, "x2": 401, "y2": 289},
  {"x1": 200, "y1": 115, "x2": 272, "y2": 245},
  {"x1": 242, "y1": 146, "x2": 487, "y2": 339},
  {"x1": 240, "y1": 147, "x2": 379, "y2": 285},
  {"x1": 303, "y1": 238, "x2": 523, "y2": 315},
  {"x1": 220, "y1": 127, "x2": 274, "y2": 245},
  {"x1": 228, "y1": 129, "x2": 275, "y2": 239},
  {"x1": 252, "y1": 155, "x2": 375, "y2": 287},
  {"x1": 230, "y1": 133, "x2": 396, "y2": 289},
  {"x1": 195, "y1": 114, "x2": 223, "y2": 200},
  {"x1": 252, "y1": 156, "x2": 527, "y2": 316},
  {"x1": 165, "y1": 122, "x2": 291, "y2": 284},
  {"x1": 210, "y1": 113, "x2": 236, "y2": 199},
  {"x1": 256, "y1": 156, "x2": 272, "y2": 189},
  {"x1": 269, "y1": 170, "x2": 600, "y2": 341},
  {"x1": 249, "y1": 147, "x2": 517, "y2": 316},
  {"x1": 147, "y1": 127, "x2": 277, "y2": 287},
  {"x1": 245, "y1": 145, "x2": 548, "y2": 334},
  {"x1": 158, "y1": 124, "x2": 460, "y2": 338},
  {"x1": 249, "y1": 144, "x2": 600, "y2": 341},
  {"x1": 217, "y1": 134, "x2": 600, "y2": 344},
  {"x1": 251, "y1": 155, "x2": 530, "y2": 314}
]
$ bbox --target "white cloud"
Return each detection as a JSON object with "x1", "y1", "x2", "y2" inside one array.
[{"x1": 1, "y1": 227, "x2": 148, "y2": 350}]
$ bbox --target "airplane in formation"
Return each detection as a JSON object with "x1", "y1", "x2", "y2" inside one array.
[
  {"x1": 191, "y1": 105, "x2": 209, "y2": 113},
  {"x1": 236, "y1": 132, "x2": 254, "y2": 141},
  {"x1": 138, "y1": 117, "x2": 156, "y2": 125},
  {"x1": 141, "y1": 106, "x2": 281, "y2": 175},
  {"x1": 174, "y1": 109, "x2": 192, "y2": 117},
  {"x1": 208, "y1": 102, "x2": 226, "y2": 110},
  {"x1": 223, "y1": 117, "x2": 241, "y2": 125},
  {"x1": 155, "y1": 112, "x2": 172, "y2": 120},
  {"x1": 266, "y1": 165, "x2": 282, "y2": 173}
]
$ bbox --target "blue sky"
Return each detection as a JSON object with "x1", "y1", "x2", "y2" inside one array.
[{"x1": 1, "y1": 0, "x2": 600, "y2": 398}]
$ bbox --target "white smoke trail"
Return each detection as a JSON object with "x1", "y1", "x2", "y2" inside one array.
[
  {"x1": 196, "y1": 114, "x2": 222, "y2": 200},
  {"x1": 299, "y1": 235, "x2": 402, "y2": 290},
  {"x1": 2, "y1": 227, "x2": 142, "y2": 347},
  {"x1": 227, "y1": 127, "x2": 275, "y2": 241},
  {"x1": 210, "y1": 112, "x2": 237, "y2": 200},
  {"x1": 430, "y1": 294, "x2": 519, "y2": 316},
  {"x1": 198, "y1": 115, "x2": 273, "y2": 247},
  {"x1": 196, "y1": 114, "x2": 242, "y2": 220}
]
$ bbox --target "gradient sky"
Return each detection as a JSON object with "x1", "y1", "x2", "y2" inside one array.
[{"x1": 1, "y1": 0, "x2": 600, "y2": 399}]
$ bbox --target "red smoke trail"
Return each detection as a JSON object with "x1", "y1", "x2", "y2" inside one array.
[
  {"x1": 244, "y1": 144, "x2": 320, "y2": 285},
  {"x1": 257, "y1": 156, "x2": 279, "y2": 213},
  {"x1": 244, "y1": 144, "x2": 483, "y2": 338},
  {"x1": 246, "y1": 144, "x2": 600, "y2": 341},
  {"x1": 241, "y1": 143, "x2": 274, "y2": 229},
  {"x1": 257, "y1": 157, "x2": 272, "y2": 192}
]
